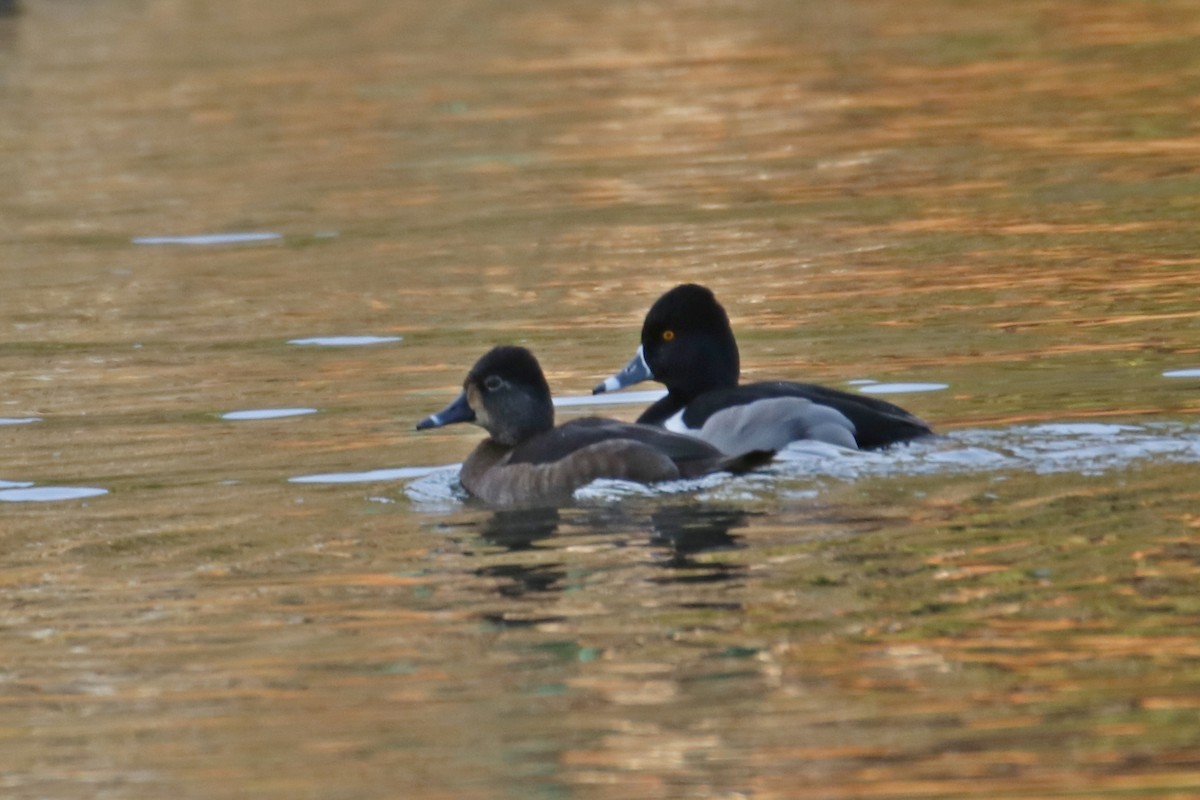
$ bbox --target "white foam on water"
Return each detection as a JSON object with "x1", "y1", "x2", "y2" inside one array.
[
  {"x1": 395, "y1": 420, "x2": 1200, "y2": 511},
  {"x1": 403, "y1": 467, "x2": 469, "y2": 512}
]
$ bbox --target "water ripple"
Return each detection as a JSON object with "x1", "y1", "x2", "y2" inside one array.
[
  {"x1": 392, "y1": 420, "x2": 1200, "y2": 508},
  {"x1": 775, "y1": 422, "x2": 1200, "y2": 481}
]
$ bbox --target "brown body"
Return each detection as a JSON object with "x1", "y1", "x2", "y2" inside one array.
[
  {"x1": 460, "y1": 436, "x2": 682, "y2": 506},
  {"x1": 417, "y1": 347, "x2": 773, "y2": 507}
]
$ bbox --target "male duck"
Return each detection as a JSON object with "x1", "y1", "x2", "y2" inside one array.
[
  {"x1": 417, "y1": 345, "x2": 771, "y2": 506},
  {"x1": 593, "y1": 284, "x2": 933, "y2": 453}
]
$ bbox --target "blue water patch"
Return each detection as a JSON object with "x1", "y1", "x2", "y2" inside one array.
[
  {"x1": 132, "y1": 232, "x2": 282, "y2": 246},
  {"x1": 221, "y1": 408, "x2": 318, "y2": 421},
  {"x1": 1163, "y1": 368, "x2": 1200, "y2": 378},
  {"x1": 858, "y1": 382, "x2": 949, "y2": 395},
  {"x1": 287, "y1": 336, "x2": 403, "y2": 347},
  {"x1": 1, "y1": 479, "x2": 35, "y2": 489},
  {"x1": 0, "y1": 417, "x2": 41, "y2": 425},
  {"x1": 289, "y1": 466, "x2": 444, "y2": 484},
  {"x1": 0, "y1": 486, "x2": 108, "y2": 503}
]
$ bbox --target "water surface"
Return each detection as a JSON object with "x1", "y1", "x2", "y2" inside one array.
[{"x1": 3, "y1": 0, "x2": 1200, "y2": 797}]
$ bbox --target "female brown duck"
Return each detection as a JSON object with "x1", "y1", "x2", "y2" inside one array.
[{"x1": 417, "y1": 346, "x2": 770, "y2": 506}]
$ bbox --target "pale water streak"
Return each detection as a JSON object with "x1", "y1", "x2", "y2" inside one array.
[
  {"x1": 132, "y1": 232, "x2": 283, "y2": 246},
  {"x1": 0, "y1": 486, "x2": 108, "y2": 502},
  {"x1": 289, "y1": 465, "x2": 445, "y2": 484},
  {"x1": 552, "y1": 389, "x2": 666, "y2": 408},
  {"x1": 220, "y1": 408, "x2": 319, "y2": 421},
  {"x1": 287, "y1": 336, "x2": 403, "y2": 346},
  {"x1": 857, "y1": 381, "x2": 949, "y2": 394}
]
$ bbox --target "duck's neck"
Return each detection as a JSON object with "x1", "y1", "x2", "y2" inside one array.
[
  {"x1": 460, "y1": 439, "x2": 512, "y2": 494},
  {"x1": 635, "y1": 393, "x2": 687, "y2": 426},
  {"x1": 486, "y1": 396, "x2": 554, "y2": 446}
]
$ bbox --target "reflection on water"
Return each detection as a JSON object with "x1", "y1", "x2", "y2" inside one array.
[
  {"x1": 468, "y1": 503, "x2": 754, "y2": 616},
  {"x1": 647, "y1": 504, "x2": 750, "y2": 584},
  {"x1": 474, "y1": 502, "x2": 751, "y2": 562},
  {"x1": 475, "y1": 508, "x2": 566, "y2": 605},
  {"x1": 479, "y1": 506, "x2": 562, "y2": 551}
]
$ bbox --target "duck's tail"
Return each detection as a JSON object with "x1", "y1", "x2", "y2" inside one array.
[{"x1": 717, "y1": 449, "x2": 775, "y2": 474}]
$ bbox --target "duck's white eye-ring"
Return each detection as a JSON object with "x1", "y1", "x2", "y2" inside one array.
[{"x1": 483, "y1": 375, "x2": 504, "y2": 392}]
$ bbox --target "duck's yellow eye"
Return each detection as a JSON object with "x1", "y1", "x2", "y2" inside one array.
[{"x1": 662, "y1": 330, "x2": 675, "y2": 342}]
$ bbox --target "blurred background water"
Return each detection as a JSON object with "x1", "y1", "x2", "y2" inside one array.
[{"x1": 3, "y1": 1, "x2": 1200, "y2": 797}]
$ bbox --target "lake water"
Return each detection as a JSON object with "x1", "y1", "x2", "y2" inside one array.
[{"x1": 3, "y1": 1, "x2": 1200, "y2": 797}]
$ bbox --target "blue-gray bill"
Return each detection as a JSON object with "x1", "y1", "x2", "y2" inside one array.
[
  {"x1": 416, "y1": 392, "x2": 475, "y2": 430},
  {"x1": 592, "y1": 346, "x2": 653, "y2": 395}
]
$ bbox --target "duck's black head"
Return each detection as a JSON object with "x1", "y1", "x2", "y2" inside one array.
[
  {"x1": 640, "y1": 284, "x2": 740, "y2": 398},
  {"x1": 417, "y1": 345, "x2": 555, "y2": 446}
]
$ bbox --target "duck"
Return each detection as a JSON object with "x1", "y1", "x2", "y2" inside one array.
[
  {"x1": 592, "y1": 283, "x2": 933, "y2": 453},
  {"x1": 416, "y1": 345, "x2": 772, "y2": 506}
]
